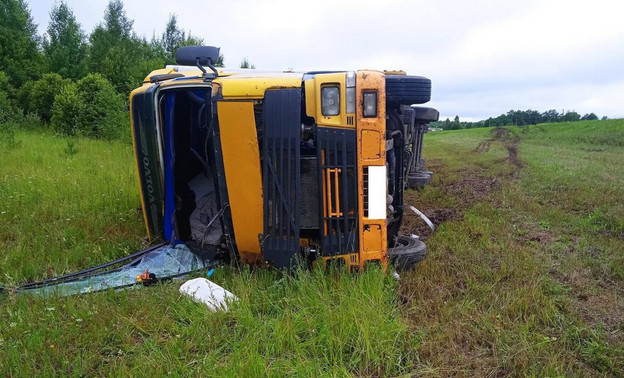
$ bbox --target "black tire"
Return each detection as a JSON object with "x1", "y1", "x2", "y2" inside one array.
[
  {"x1": 388, "y1": 235, "x2": 427, "y2": 271},
  {"x1": 411, "y1": 106, "x2": 439, "y2": 123},
  {"x1": 386, "y1": 75, "x2": 431, "y2": 106},
  {"x1": 406, "y1": 172, "x2": 432, "y2": 189}
]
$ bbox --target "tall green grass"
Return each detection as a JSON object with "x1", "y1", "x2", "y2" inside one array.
[
  {"x1": 1, "y1": 121, "x2": 623, "y2": 376},
  {"x1": 1, "y1": 128, "x2": 417, "y2": 376},
  {"x1": 0, "y1": 130, "x2": 145, "y2": 283},
  {"x1": 408, "y1": 121, "x2": 624, "y2": 375},
  {"x1": 1, "y1": 266, "x2": 417, "y2": 376}
]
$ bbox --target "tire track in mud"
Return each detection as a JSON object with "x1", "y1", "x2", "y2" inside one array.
[
  {"x1": 402, "y1": 127, "x2": 522, "y2": 239},
  {"x1": 402, "y1": 128, "x2": 624, "y2": 372},
  {"x1": 491, "y1": 126, "x2": 522, "y2": 167}
]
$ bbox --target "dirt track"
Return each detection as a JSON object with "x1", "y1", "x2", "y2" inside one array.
[{"x1": 402, "y1": 128, "x2": 521, "y2": 239}]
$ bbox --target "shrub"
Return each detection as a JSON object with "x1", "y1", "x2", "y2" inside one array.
[
  {"x1": 0, "y1": 72, "x2": 18, "y2": 122},
  {"x1": 51, "y1": 83, "x2": 83, "y2": 136},
  {"x1": 0, "y1": 120, "x2": 21, "y2": 149},
  {"x1": 50, "y1": 73, "x2": 127, "y2": 140},
  {"x1": 30, "y1": 73, "x2": 71, "y2": 123},
  {"x1": 99, "y1": 107, "x2": 130, "y2": 141},
  {"x1": 0, "y1": 72, "x2": 20, "y2": 148},
  {"x1": 0, "y1": 90, "x2": 15, "y2": 124},
  {"x1": 15, "y1": 112, "x2": 44, "y2": 130},
  {"x1": 17, "y1": 80, "x2": 35, "y2": 115},
  {"x1": 75, "y1": 73, "x2": 126, "y2": 139}
]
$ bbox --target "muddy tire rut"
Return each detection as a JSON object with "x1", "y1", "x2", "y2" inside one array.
[{"x1": 402, "y1": 127, "x2": 521, "y2": 239}]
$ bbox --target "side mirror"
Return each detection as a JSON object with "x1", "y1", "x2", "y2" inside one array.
[
  {"x1": 175, "y1": 46, "x2": 220, "y2": 79},
  {"x1": 175, "y1": 46, "x2": 220, "y2": 66}
]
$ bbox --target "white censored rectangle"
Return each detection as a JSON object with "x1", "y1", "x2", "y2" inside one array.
[{"x1": 367, "y1": 165, "x2": 387, "y2": 220}]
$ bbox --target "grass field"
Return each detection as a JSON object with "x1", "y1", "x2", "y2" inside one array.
[{"x1": 1, "y1": 121, "x2": 622, "y2": 376}]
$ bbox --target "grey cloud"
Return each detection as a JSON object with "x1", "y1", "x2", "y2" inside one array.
[{"x1": 27, "y1": 0, "x2": 624, "y2": 120}]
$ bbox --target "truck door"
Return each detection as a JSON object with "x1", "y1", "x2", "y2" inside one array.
[{"x1": 130, "y1": 84, "x2": 164, "y2": 241}]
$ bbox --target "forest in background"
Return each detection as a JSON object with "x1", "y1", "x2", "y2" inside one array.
[
  {"x1": 0, "y1": 0, "x2": 234, "y2": 141},
  {"x1": 430, "y1": 109, "x2": 606, "y2": 130},
  {"x1": 0, "y1": 0, "x2": 609, "y2": 140}
]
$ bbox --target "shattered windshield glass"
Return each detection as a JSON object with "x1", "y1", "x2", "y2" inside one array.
[{"x1": 25, "y1": 244, "x2": 207, "y2": 297}]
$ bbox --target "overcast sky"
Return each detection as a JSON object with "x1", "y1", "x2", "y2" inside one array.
[{"x1": 27, "y1": 0, "x2": 624, "y2": 121}]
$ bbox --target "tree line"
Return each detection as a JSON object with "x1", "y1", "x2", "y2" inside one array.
[
  {"x1": 2, "y1": 0, "x2": 608, "y2": 141},
  {"x1": 431, "y1": 109, "x2": 605, "y2": 131},
  {"x1": 0, "y1": 0, "x2": 250, "y2": 142}
]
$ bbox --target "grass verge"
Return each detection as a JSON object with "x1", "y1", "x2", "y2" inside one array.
[{"x1": 1, "y1": 121, "x2": 623, "y2": 375}]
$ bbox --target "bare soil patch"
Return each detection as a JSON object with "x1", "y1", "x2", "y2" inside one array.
[
  {"x1": 491, "y1": 126, "x2": 510, "y2": 140},
  {"x1": 402, "y1": 171, "x2": 500, "y2": 238},
  {"x1": 445, "y1": 175, "x2": 498, "y2": 203},
  {"x1": 580, "y1": 292, "x2": 624, "y2": 341},
  {"x1": 402, "y1": 207, "x2": 461, "y2": 239},
  {"x1": 403, "y1": 128, "x2": 521, "y2": 237},
  {"x1": 473, "y1": 141, "x2": 491, "y2": 152},
  {"x1": 521, "y1": 230, "x2": 555, "y2": 244},
  {"x1": 505, "y1": 143, "x2": 522, "y2": 167},
  {"x1": 491, "y1": 127, "x2": 523, "y2": 167}
]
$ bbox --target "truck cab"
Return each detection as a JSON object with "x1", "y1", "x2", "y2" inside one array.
[{"x1": 130, "y1": 46, "x2": 438, "y2": 271}]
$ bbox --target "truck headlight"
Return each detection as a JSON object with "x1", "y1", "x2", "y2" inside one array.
[
  {"x1": 346, "y1": 72, "x2": 356, "y2": 114},
  {"x1": 346, "y1": 88, "x2": 356, "y2": 114},
  {"x1": 362, "y1": 91, "x2": 377, "y2": 117},
  {"x1": 321, "y1": 86, "x2": 340, "y2": 116}
]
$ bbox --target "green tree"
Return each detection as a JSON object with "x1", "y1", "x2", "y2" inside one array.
[
  {"x1": 0, "y1": 0, "x2": 45, "y2": 89},
  {"x1": 75, "y1": 73, "x2": 125, "y2": 138},
  {"x1": 445, "y1": 115, "x2": 461, "y2": 130},
  {"x1": 214, "y1": 53, "x2": 225, "y2": 67},
  {"x1": 16, "y1": 79, "x2": 34, "y2": 114},
  {"x1": 89, "y1": 1, "x2": 166, "y2": 94},
  {"x1": 30, "y1": 73, "x2": 71, "y2": 123},
  {"x1": 89, "y1": 0, "x2": 136, "y2": 93},
  {"x1": 42, "y1": 1, "x2": 88, "y2": 80},
  {"x1": 541, "y1": 109, "x2": 561, "y2": 123},
  {"x1": 0, "y1": 71, "x2": 17, "y2": 122},
  {"x1": 0, "y1": 72, "x2": 19, "y2": 148},
  {"x1": 581, "y1": 113, "x2": 598, "y2": 120},
  {"x1": 240, "y1": 57, "x2": 255, "y2": 69},
  {"x1": 158, "y1": 14, "x2": 211, "y2": 66},
  {"x1": 562, "y1": 111, "x2": 580, "y2": 122},
  {"x1": 161, "y1": 14, "x2": 184, "y2": 63},
  {"x1": 51, "y1": 82, "x2": 82, "y2": 135},
  {"x1": 133, "y1": 36, "x2": 168, "y2": 82},
  {"x1": 51, "y1": 73, "x2": 126, "y2": 139}
]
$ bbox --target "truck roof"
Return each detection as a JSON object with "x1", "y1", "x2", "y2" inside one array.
[{"x1": 144, "y1": 66, "x2": 306, "y2": 99}]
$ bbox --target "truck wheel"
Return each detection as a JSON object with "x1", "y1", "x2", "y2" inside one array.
[
  {"x1": 386, "y1": 75, "x2": 431, "y2": 106},
  {"x1": 411, "y1": 106, "x2": 439, "y2": 123},
  {"x1": 406, "y1": 172, "x2": 433, "y2": 189},
  {"x1": 388, "y1": 235, "x2": 427, "y2": 271}
]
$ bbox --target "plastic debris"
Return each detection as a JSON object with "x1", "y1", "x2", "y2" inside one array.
[
  {"x1": 408, "y1": 205, "x2": 435, "y2": 231},
  {"x1": 179, "y1": 277, "x2": 237, "y2": 311},
  {"x1": 25, "y1": 244, "x2": 207, "y2": 297}
]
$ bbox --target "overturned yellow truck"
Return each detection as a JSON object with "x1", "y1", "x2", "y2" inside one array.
[{"x1": 130, "y1": 46, "x2": 439, "y2": 271}]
